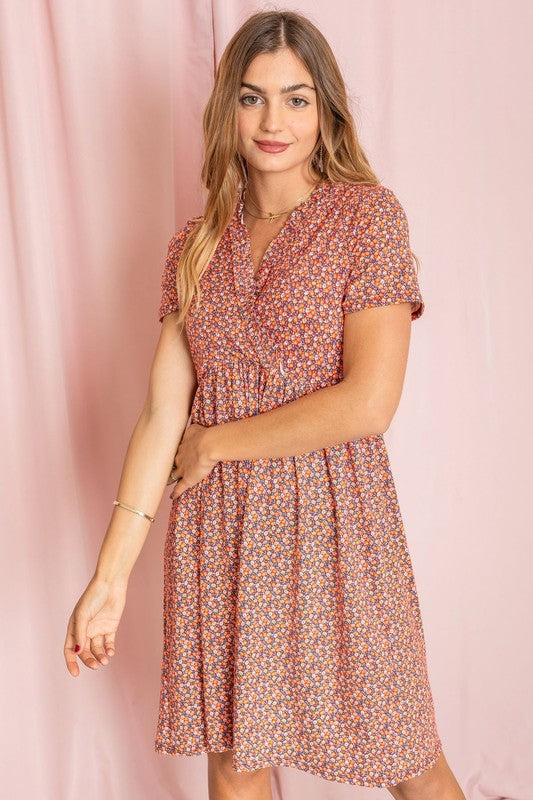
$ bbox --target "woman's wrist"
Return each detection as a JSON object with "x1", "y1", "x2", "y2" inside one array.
[
  {"x1": 94, "y1": 555, "x2": 131, "y2": 587},
  {"x1": 94, "y1": 510, "x2": 154, "y2": 586},
  {"x1": 93, "y1": 565, "x2": 129, "y2": 590},
  {"x1": 202, "y1": 422, "x2": 227, "y2": 464}
]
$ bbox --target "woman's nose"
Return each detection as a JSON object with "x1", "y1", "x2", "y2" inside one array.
[{"x1": 260, "y1": 102, "x2": 284, "y2": 130}]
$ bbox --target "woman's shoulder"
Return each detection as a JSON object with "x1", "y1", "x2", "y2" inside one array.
[
  {"x1": 331, "y1": 180, "x2": 406, "y2": 224},
  {"x1": 168, "y1": 214, "x2": 203, "y2": 247},
  {"x1": 177, "y1": 213, "x2": 204, "y2": 235},
  {"x1": 332, "y1": 180, "x2": 398, "y2": 202}
]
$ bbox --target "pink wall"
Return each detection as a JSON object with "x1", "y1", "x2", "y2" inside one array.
[{"x1": 1, "y1": 1, "x2": 532, "y2": 798}]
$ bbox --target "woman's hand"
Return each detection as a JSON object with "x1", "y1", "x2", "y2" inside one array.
[
  {"x1": 64, "y1": 576, "x2": 128, "y2": 677},
  {"x1": 168, "y1": 422, "x2": 218, "y2": 499}
]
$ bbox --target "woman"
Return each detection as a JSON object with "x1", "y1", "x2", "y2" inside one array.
[{"x1": 64, "y1": 10, "x2": 466, "y2": 799}]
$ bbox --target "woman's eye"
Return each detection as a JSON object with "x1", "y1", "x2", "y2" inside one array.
[
  {"x1": 240, "y1": 95, "x2": 261, "y2": 106},
  {"x1": 239, "y1": 95, "x2": 309, "y2": 108},
  {"x1": 289, "y1": 97, "x2": 309, "y2": 107}
]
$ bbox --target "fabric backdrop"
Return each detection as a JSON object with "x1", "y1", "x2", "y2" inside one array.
[{"x1": 1, "y1": 1, "x2": 532, "y2": 798}]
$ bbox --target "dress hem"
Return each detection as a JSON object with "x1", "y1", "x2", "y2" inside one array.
[{"x1": 153, "y1": 739, "x2": 443, "y2": 788}]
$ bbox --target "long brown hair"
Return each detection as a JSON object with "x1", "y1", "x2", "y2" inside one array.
[{"x1": 173, "y1": 10, "x2": 419, "y2": 331}]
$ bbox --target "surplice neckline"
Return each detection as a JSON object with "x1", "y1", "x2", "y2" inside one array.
[{"x1": 232, "y1": 178, "x2": 331, "y2": 297}]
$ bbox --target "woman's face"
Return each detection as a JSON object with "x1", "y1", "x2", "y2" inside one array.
[{"x1": 237, "y1": 48, "x2": 320, "y2": 180}]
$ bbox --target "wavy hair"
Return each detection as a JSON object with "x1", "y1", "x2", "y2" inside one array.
[{"x1": 172, "y1": 9, "x2": 420, "y2": 330}]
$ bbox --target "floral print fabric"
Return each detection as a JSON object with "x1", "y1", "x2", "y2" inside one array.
[{"x1": 154, "y1": 180, "x2": 442, "y2": 787}]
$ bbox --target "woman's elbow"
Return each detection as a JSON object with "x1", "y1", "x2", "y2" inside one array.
[
  {"x1": 374, "y1": 395, "x2": 403, "y2": 434},
  {"x1": 345, "y1": 383, "x2": 397, "y2": 437}
]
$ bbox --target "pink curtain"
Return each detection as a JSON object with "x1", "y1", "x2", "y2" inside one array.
[{"x1": 1, "y1": 1, "x2": 532, "y2": 798}]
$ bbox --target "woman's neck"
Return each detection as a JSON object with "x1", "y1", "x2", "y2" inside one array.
[{"x1": 243, "y1": 174, "x2": 322, "y2": 217}]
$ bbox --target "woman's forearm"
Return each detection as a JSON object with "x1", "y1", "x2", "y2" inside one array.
[
  {"x1": 94, "y1": 406, "x2": 190, "y2": 585},
  {"x1": 204, "y1": 378, "x2": 385, "y2": 463}
]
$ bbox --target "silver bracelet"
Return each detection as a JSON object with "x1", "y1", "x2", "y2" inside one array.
[{"x1": 113, "y1": 499, "x2": 155, "y2": 524}]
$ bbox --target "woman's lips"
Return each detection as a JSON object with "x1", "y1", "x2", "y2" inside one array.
[{"x1": 255, "y1": 141, "x2": 290, "y2": 153}]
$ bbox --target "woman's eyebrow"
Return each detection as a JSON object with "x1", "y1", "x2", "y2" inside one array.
[{"x1": 240, "y1": 82, "x2": 316, "y2": 93}]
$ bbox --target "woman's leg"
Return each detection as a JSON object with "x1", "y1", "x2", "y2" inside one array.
[
  {"x1": 386, "y1": 751, "x2": 466, "y2": 800},
  {"x1": 207, "y1": 750, "x2": 273, "y2": 800}
]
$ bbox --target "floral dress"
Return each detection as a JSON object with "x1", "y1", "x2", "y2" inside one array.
[{"x1": 154, "y1": 179, "x2": 443, "y2": 787}]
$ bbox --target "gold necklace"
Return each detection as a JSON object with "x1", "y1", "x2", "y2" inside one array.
[{"x1": 243, "y1": 180, "x2": 322, "y2": 223}]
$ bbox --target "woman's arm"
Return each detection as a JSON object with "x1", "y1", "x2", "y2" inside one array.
[
  {"x1": 203, "y1": 301, "x2": 413, "y2": 463},
  {"x1": 94, "y1": 311, "x2": 197, "y2": 585}
]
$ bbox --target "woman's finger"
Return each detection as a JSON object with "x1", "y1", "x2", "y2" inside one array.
[
  {"x1": 73, "y1": 608, "x2": 89, "y2": 654},
  {"x1": 90, "y1": 634, "x2": 109, "y2": 666},
  {"x1": 166, "y1": 455, "x2": 181, "y2": 484},
  {"x1": 64, "y1": 620, "x2": 81, "y2": 677},
  {"x1": 78, "y1": 641, "x2": 101, "y2": 670},
  {"x1": 166, "y1": 470, "x2": 181, "y2": 486},
  {"x1": 104, "y1": 632, "x2": 116, "y2": 657},
  {"x1": 172, "y1": 478, "x2": 192, "y2": 498},
  {"x1": 170, "y1": 478, "x2": 184, "y2": 498}
]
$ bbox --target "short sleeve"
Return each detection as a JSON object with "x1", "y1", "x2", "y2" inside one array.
[
  {"x1": 341, "y1": 185, "x2": 425, "y2": 321},
  {"x1": 158, "y1": 220, "x2": 198, "y2": 322}
]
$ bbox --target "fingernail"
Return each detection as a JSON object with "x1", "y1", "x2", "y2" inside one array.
[{"x1": 75, "y1": 645, "x2": 80, "y2": 653}]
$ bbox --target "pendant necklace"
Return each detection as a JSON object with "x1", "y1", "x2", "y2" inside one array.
[{"x1": 243, "y1": 180, "x2": 321, "y2": 224}]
